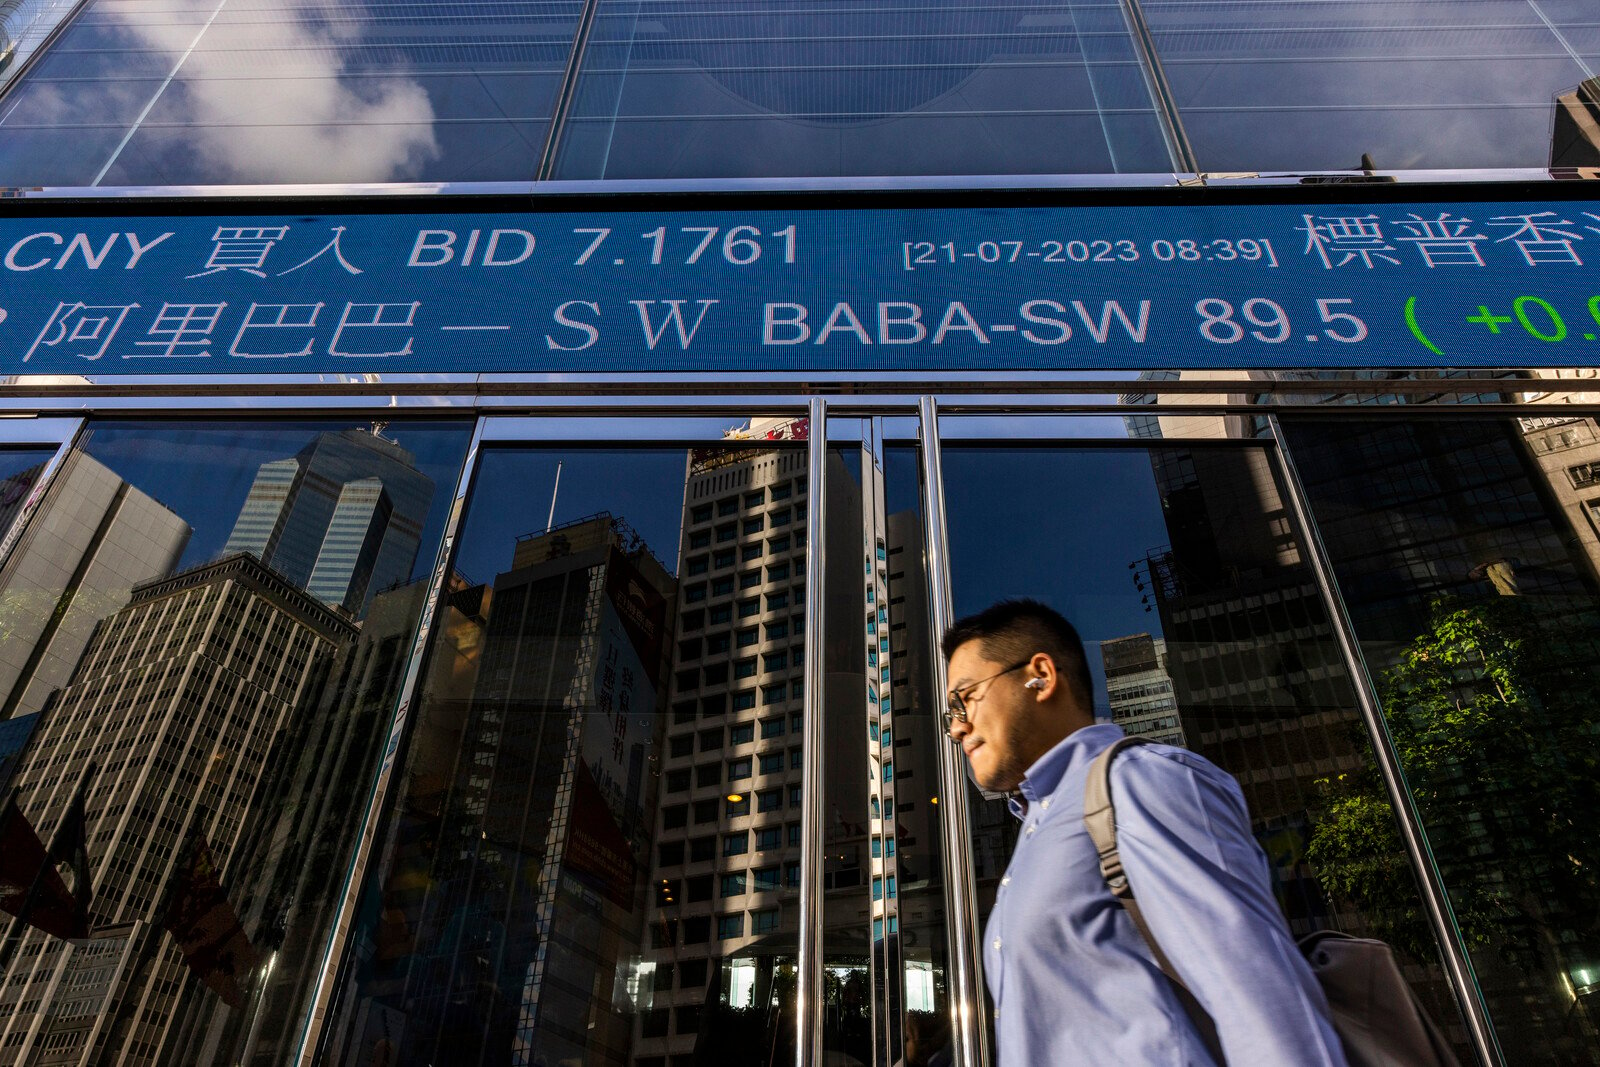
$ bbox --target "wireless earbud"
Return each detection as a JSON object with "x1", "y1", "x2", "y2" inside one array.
[{"x1": 1024, "y1": 678, "x2": 1046, "y2": 690}]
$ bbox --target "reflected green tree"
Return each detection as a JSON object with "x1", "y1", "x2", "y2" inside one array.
[{"x1": 1307, "y1": 596, "x2": 1600, "y2": 981}]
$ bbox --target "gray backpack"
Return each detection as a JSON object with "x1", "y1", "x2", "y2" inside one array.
[{"x1": 1083, "y1": 736, "x2": 1461, "y2": 1067}]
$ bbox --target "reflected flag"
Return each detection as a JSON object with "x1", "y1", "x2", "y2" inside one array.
[
  {"x1": 0, "y1": 774, "x2": 93, "y2": 944},
  {"x1": 161, "y1": 833, "x2": 258, "y2": 1009},
  {"x1": 0, "y1": 789, "x2": 82, "y2": 939}
]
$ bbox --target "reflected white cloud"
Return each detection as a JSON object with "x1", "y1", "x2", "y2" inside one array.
[{"x1": 103, "y1": 0, "x2": 441, "y2": 183}]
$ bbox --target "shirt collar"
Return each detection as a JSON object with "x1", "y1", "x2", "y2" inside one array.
[{"x1": 1008, "y1": 722, "x2": 1126, "y2": 820}]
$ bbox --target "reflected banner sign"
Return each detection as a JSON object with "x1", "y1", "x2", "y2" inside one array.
[{"x1": 6, "y1": 199, "x2": 1600, "y2": 373}]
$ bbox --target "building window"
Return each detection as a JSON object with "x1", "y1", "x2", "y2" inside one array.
[
  {"x1": 753, "y1": 865, "x2": 780, "y2": 891},
  {"x1": 743, "y1": 517, "x2": 764, "y2": 535},
  {"x1": 729, "y1": 722, "x2": 755, "y2": 745},
  {"x1": 713, "y1": 548, "x2": 736, "y2": 569},
  {"x1": 699, "y1": 728, "x2": 723, "y2": 751},
  {"x1": 737, "y1": 627, "x2": 759, "y2": 647},
  {"x1": 663, "y1": 804, "x2": 687, "y2": 828},
  {"x1": 735, "y1": 658, "x2": 758, "y2": 679},
  {"x1": 724, "y1": 832, "x2": 749, "y2": 855},
  {"x1": 686, "y1": 556, "x2": 708, "y2": 576},
  {"x1": 738, "y1": 598, "x2": 761, "y2": 618},
  {"x1": 666, "y1": 770, "x2": 691, "y2": 794},
  {"x1": 755, "y1": 826, "x2": 782, "y2": 851},
  {"x1": 760, "y1": 717, "x2": 785, "y2": 738},
  {"x1": 742, "y1": 543, "x2": 763, "y2": 562},
  {"x1": 690, "y1": 836, "x2": 715, "y2": 863},
  {"x1": 694, "y1": 799, "x2": 719, "y2": 824},
  {"x1": 732, "y1": 690, "x2": 757, "y2": 712},
  {"x1": 697, "y1": 763, "x2": 721, "y2": 787},
  {"x1": 712, "y1": 576, "x2": 734, "y2": 596},
  {"x1": 691, "y1": 504, "x2": 713, "y2": 524},
  {"x1": 729, "y1": 757, "x2": 752, "y2": 780},
  {"x1": 759, "y1": 752, "x2": 783, "y2": 774},
  {"x1": 745, "y1": 490, "x2": 765, "y2": 508},
  {"x1": 757, "y1": 788, "x2": 782, "y2": 812},
  {"x1": 726, "y1": 795, "x2": 750, "y2": 817},
  {"x1": 721, "y1": 872, "x2": 746, "y2": 897},
  {"x1": 717, "y1": 914, "x2": 744, "y2": 940},
  {"x1": 718, "y1": 497, "x2": 739, "y2": 517},
  {"x1": 751, "y1": 909, "x2": 780, "y2": 935}
]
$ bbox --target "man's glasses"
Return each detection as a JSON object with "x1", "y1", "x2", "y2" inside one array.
[{"x1": 942, "y1": 658, "x2": 1032, "y2": 733}]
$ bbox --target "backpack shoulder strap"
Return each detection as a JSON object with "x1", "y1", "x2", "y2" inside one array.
[{"x1": 1084, "y1": 735, "x2": 1225, "y2": 1064}]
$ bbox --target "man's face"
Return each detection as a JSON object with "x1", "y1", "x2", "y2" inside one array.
[{"x1": 945, "y1": 640, "x2": 1040, "y2": 792}]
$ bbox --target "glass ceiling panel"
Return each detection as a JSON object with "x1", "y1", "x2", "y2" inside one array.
[
  {"x1": 1144, "y1": 0, "x2": 1594, "y2": 172},
  {"x1": 0, "y1": 0, "x2": 582, "y2": 186},
  {"x1": 549, "y1": 0, "x2": 1175, "y2": 180}
]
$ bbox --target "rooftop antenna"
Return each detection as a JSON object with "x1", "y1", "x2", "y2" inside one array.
[{"x1": 546, "y1": 461, "x2": 563, "y2": 533}]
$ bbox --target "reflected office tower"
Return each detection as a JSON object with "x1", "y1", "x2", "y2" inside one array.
[
  {"x1": 223, "y1": 427, "x2": 435, "y2": 616},
  {"x1": 1552, "y1": 77, "x2": 1600, "y2": 169},
  {"x1": 1517, "y1": 415, "x2": 1600, "y2": 587},
  {"x1": 1134, "y1": 437, "x2": 1365, "y2": 940},
  {"x1": 1100, "y1": 633, "x2": 1186, "y2": 747},
  {"x1": 0, "y1": 458, "x2": 44, "y2": 540},
  {"x1": 163, "y1": 574, "x2": 460, "y2": 1066},
  {"x1": 0, "y1": 553, "x2": 354, "y2": 1067},
  {"x1": 0, "y1": 450, "x2": 191, "y2": 720},
  {"x1": 369, "y1": 514, "x2": 673, "y2": 1067},
  {"x1": 634, "y1": 418, "x2": 810, "y2": 1065}
]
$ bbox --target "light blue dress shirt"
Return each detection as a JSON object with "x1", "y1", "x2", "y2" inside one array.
[{"x1": 982, "y1": 723, "x2": 1347, "y2": 1066}]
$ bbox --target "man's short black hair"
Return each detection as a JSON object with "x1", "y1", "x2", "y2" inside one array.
[{"x1": 941, "y1": 598, "x2": 1094, "y2": 712}]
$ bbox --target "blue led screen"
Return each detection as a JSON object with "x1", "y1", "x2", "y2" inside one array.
[{"x1": 5, "y1": 199, "x2": 1600, "y2": 374}]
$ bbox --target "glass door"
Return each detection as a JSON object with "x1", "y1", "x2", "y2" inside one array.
[
  {"x1": 316, "y1": 414, "x2": 815, "y2": 1067},
  {"x1": 926, "y1": 412, "x2": 1475, "y2": 1067}
]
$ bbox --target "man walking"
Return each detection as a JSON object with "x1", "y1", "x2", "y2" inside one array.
[{"x1": 942, "y1": 598, "x2": 1346, "y2": 1065}]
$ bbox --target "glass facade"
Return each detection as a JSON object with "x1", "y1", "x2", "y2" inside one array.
[
  {"x1": 1, "y1": 0, "x2": 1599, "y2": 183},
  {"x1": 0, "y1": 1, "x2": 1599, "y2": 1066}
]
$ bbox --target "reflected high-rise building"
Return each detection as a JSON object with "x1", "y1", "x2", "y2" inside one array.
[
  {"x1": 341, "y1": 513, "x2": 674, "y2": 1067},
  {"x1": 1100, "y1": 633, "x2": 1185, "y2": 747},
  {"x1": 632, "y1": 418, "x2": 813, "y2": 1065},
  {"x1": 0, "y1": 553, "x2": 354, "y2": 1066},
  {"x1": 0, "y1": 450, "x2": 191, "y2": 720},
  {"x1": 224, "y1": 427, "x2": 435, "y2": 616},
  {"x1": 162, "y1": 573, "x2": 463, "y2": 1066},
  {"x1": 1127, "y1": 433, "x2": 1364, "y2": 943}
]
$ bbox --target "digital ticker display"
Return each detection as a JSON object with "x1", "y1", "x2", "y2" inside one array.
[{"x1": 3, "y1": 199, "x2": 1598, "y2": 374}]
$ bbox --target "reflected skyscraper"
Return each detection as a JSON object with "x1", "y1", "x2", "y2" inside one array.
[
  {"x1": 1100, "y1": 633, "x2": 1185, "y2": 747},
  {"x1": 0, "y1": 450, "x2": 190, "y2": 720},
  {"x1": 340, "y1": 513, "x2": 673, "y2": 1067},
  {"x1": 634, "y1": 419, "x2": 812, "y2": 1065},
  {"x1": 0, "y1": 553, "x2": 354, "y2": 1065},
  {"x1": 224, "y1": 428, "x2": 435, "y2": 616}
]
